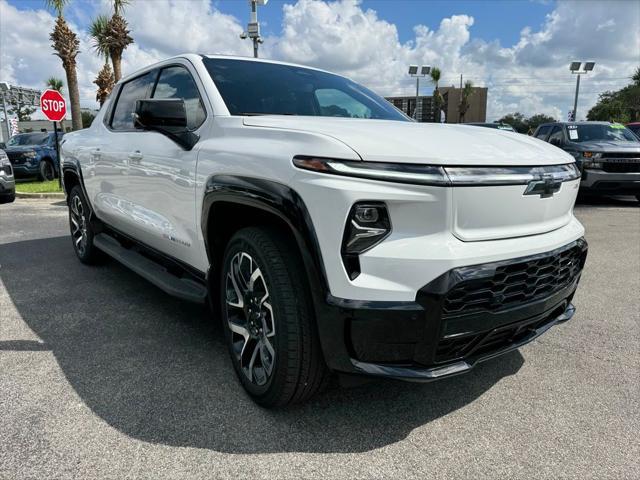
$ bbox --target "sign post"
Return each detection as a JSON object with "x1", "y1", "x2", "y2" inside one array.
[{"x1": 40, "y1": 89, "x2": 67, "y2": 187}]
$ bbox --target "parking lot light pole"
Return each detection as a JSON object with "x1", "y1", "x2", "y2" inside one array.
[
  {"x1": 408, "y1": 65, "x2": 431, "y2": 120},
  {"x1": 570, "y1": 61, "x2": 595, "y2": 121},
  {"x1": 240, "y1": 0, "x2": 268, "y2": 58}
]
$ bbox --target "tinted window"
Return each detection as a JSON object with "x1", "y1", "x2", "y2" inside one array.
[
  {"x1": 111, "y1": 71, "x2": 156, "y2": 130},
  {"x1": 203, "y1": 58, "x2": 408, "y2": 121},
  {"x1": 153, "y1": 66, "x2": 206, "y2": 130},
  {"x1": 548, "y1": 126, "x2": 564, "y2": 144},
  {"x1": 7, "y1": 133, "x2": 49, "y2": 146},
  {"x1": 535, "y1": 125, "x2": 551, "y2": 139},
  {"x1": 567, "y1": 123, "x2": 638, "y2": 143},
  {"x1": 315, "y1": 88, "x2": 372, "y2": 118}
]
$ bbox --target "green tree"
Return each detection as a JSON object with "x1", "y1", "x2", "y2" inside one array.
[
  {"x1": 587, "y1": 67, "x2": 640, "y2": 123},
  {"x1": 105, "y1": 0, "x2": 134, "y2": 82},
  {"x1": 81, "y1": 110, "x2": 96, "y2": 128},
  {"x1": 497, "y1": 112, "x2": 528, "y2": 133},
  {"x1": 46, "y1": 76, "x2": 64, "y2": 93},
  {"x1": 458, "y1": 80, "x2": 474, "y2": 123},
  {"x1": 8, "y1": 101, "x2": 36, "y2": 121},
  {"x1": 89, "y1": 15, "x2": 115, "y2": 105},
  {"x1": 430, "y1": 67, "x2": 443, "y2": 122},
  {"x1": 45, "y1": 0, "x2": 83, "y2": 130},
  {"x1": 526, "y1": 113, "x2": 556, "y2": 132}
]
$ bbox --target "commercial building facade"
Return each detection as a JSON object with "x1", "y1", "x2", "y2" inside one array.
[{"x1": 386, "y1": 86, "x2": 488, "y2": 124}]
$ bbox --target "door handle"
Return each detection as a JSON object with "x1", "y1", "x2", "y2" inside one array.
[{"x1": 128, "y1": 151, "x2": 143, "y2": 163}]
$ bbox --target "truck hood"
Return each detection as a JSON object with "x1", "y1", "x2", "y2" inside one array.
[
  {"x1": 243, "y1": 116, "x2": 573, "y2": 166},
  {"x1": 569, "y1": 140, "x2": 640, "y2": 152},
  {"x1": 5, "y1": 146, "x2": 39, "y2": 153}
]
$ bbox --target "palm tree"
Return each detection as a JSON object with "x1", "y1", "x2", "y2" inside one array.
[
  {"x1": 46, "y1": 77, "x2": 64, "y2": 93},
  {"x1": 45, "y1": 0, "x2": 82, "y2": 130},
  {"x1": 458, "y1": 80, "x2": 474, "y2": 123},
  {"x1": 89, "y1": 15, "x2": 115, "y2": 106},
  {"x1": 430, "y1": 67, "x2": 443, "y2": 123},
  {"x1": 106, "y1": 0, "x2": 134, "y2": 82}
]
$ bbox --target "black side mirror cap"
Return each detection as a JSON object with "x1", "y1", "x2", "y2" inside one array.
[{"x1": 134, "y1": 99, "x2": 199, "y2": 150}]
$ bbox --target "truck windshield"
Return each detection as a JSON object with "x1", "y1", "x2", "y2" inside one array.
[
  {"x1": 7, "y1": 133, "x2": 49, "y2": 146},
  {"x1": 567, "y1": 124, "x2": 638, "y2": 143},
  {"x1": 203, "y1": 58, "x2": 409, "y2": 121}
]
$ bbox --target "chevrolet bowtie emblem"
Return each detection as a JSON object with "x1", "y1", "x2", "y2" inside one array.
[{"x1": 524, "y1": 174, "x2": 562, "y2": 198}]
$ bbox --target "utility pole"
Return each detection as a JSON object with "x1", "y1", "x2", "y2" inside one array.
[{"x1": 240, "y1": 0, "x2": 268, "y2": 58}]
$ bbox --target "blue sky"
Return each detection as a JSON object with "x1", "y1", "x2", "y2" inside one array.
[{"x1": 1, "y1": 0, "x2": 638, "y2": 120}]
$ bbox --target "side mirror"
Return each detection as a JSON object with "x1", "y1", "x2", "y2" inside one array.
[
  {"x1": 549, "y1": 137, "x2": 562, "y2": 147},
  {"x1": 134, "y1": 99, "x2": 199, "y2": 150}
]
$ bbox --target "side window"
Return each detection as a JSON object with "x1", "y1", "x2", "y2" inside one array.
[
  {"x1": 315, "y1": 88, "x2": 372, "y2": 118},
  {"x1": 535, "y1": 125, "x2": 551, "y2": 139},
  {"x1": 153, "y1": 66, "x2": 206, "y2": 130},
  {"x1": 547, "y1": 126, "x2": 564, "y2": 145},
  {"x1": 111, "y1": 71, "x2": 156, "y2": 130}
]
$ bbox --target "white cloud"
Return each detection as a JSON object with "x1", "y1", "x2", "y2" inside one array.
[{"x1": 1, "y1": 0, "x2": 638, "y2": 122}]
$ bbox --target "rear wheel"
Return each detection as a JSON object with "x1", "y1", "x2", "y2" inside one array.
[
  {"x1": 68, "y1": 186, "x2": 102, "y2": 264},
  {"x1": 38, "y1": 159, "x2": 55, "y2": 181},
  {"x1": 220, "y1": 227, "x2": 329, "y2": 407}
]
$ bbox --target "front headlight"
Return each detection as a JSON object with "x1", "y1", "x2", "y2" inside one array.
[
  {"x1": 0, "y1": 154, "x2": 12, "y2": 177},
  {"x1": 582, "y1": 152, "x2": 603, "y2": 159},
  {"x1": 23, "y1": 151, "x2": 37, "y2": 159}
]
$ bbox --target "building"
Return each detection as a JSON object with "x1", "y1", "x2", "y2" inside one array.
[{"x1": 386, "y1": 85, "x2": 488, "y2": 123}]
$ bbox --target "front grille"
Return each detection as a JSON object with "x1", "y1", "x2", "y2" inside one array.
[
  {"x1": 602, "y1": 162, "x2": 640, "y2": 173},
  {"x1": 602, "y1": 152, "x2": 640, "y2": 159},
  {"x1": 6, "y1": 152, "x2": 27, "y2": 165},
  {"x1": 443, "y1": 243, "x2": 586, "y2": 316},
  {"x1": 435, "y1": 308, "x2": 561, "y2": 363}
]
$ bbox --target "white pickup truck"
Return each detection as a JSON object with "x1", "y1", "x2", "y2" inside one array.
[{"x1": 60, "y1": 54, "x2": 587, "y2": 407}]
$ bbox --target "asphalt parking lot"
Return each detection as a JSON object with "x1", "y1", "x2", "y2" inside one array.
[{"x1": 0, "y1": 197, "x2": 638, "y2": 479}]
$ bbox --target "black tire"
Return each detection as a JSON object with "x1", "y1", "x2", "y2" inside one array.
[
  {"x1": 68, "y1": 185, "x2": 102, "y2": 264},
  {"x1": 38, "y1": 159, "x2": 56, "y2": 181},
  {"x1": 0, "y1": 193, "x2": 15, "y2": 204},
  {"x1": 636, "y1": 194, "x2": 640, "y2": 203},
  {"x1": 220, "y1": 226, "x2": 329, "y2": 407}
]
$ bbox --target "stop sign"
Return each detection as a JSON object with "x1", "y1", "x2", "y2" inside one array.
[{"x1": 40, "y1": 89, "x2": 67, "y2": 122}]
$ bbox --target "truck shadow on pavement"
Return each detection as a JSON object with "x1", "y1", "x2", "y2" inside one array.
[{"x1": 0, "y1": 236, "x2": 524, "y2": 454}]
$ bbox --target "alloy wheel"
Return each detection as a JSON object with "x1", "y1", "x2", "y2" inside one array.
[
  {"x1": 70, "y1": 195, "x2": 88, "y2": 256},
  {"x1": 225, "y1": 252, "x2": 276, "y2": 386}
]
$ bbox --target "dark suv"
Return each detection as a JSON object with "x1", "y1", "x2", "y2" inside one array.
[
  {"x1": 4, "y1": 131, "x2": 63, "y2": 181},
  {"x1": 533, "y1": 121, "x2": 640, "y2": 202}
]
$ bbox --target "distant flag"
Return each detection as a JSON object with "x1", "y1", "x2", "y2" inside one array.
[{"x1": 9, "y1": 117, "x2": 18, "y2": 136}]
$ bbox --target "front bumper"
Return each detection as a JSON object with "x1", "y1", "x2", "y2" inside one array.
[
  {"x1": 10, "y1": 164, "x2": 39, "y2": 179},
  {"x1": 316, "y1": 238, "x2": 588, "y2": 381},
  {"x1": 580, "y1": 169, "x2": 640, "y2": 195}
]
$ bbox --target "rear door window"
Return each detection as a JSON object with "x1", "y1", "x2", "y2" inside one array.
[{"x1": 111, "y1": 71, "x2": 156, "y2": 130}]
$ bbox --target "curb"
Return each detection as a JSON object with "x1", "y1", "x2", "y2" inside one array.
[{"x1": 16, "y1": 192, "x2": 66, "y2": 200}]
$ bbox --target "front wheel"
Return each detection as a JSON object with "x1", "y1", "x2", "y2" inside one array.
[
  {"x1": 38, "y1": 159, "x2": 55, "y2": 181},
  {"x1": 220, "y1": 227, "x2": 329, "y2": 407},
  {"x1": 68, "y1": 186, "x2": 102, "y2": 264}
]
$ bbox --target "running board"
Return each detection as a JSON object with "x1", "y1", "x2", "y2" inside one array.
[{"x1": 93, "y1": 233, "x2": 207, "y2": 304}]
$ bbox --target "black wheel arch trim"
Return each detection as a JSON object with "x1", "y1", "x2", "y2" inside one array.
[
  {"x1": 200, "y1": 175, "x2": 355, "y2": 369},
  {"x1": 61, "y1": 160, "x2": 93, "y2": 217}
]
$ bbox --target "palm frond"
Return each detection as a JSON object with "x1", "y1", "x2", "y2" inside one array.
[
  {"x1": 44, "y1": 0, "x2": 70, "y2": 17},
  {"x1": 113, "y1": 0, "x2": 131, "y2": 15},
  {"x1": 46, "y1": 76, "x2": 64, "y2": 92},
  {"x1": 89, "y1": 14, "x2": 111, "y2": 59}
]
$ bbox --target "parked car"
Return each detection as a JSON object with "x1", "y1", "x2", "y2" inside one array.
[
  {"x1": 466, "y1": 122, "x2": 516, "y2": 132},
  {"x1": 61, "y1": 55, "x2": 587, "y2": 407},
  {"x1": 533, "y1": 121, "x2": 640, "y2": 202},
  {"x1": 626, "y1": 122, "x2": 640, "y2": 140},
  {"x1": 4, "y1": 131, "x2": 63, "y2": 181},
  {"x1": 0, "y1": 149, "x2": 16, "y2": 204}
]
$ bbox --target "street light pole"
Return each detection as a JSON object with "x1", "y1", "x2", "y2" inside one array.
[
  {"x1": 0, "y1": 82, "x2": 10, "y2": 143},
  {"x1": 408, "y1": 65, "x2": 430, "y2": 121},
  {"x1": 572, "y1": 74, "x2": 581, "y2": 121},
  {"x1": 569, "y1": 61, "x2": 595, "y2": 121}
]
